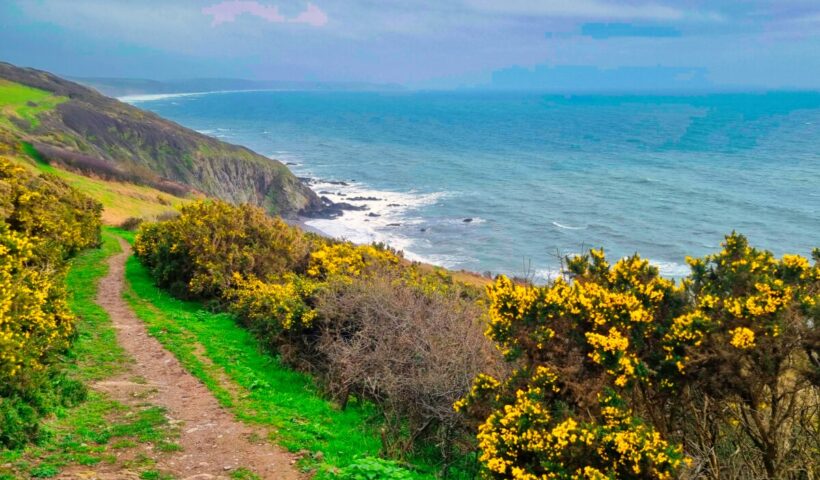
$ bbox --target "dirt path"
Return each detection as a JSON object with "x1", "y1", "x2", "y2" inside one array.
[{"x1": 87, "y1": 238, "x2": 301, "y2": 480}]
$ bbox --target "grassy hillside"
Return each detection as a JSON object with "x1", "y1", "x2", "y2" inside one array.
[
  {"x1": 0, "y1": 79, "x2": 66, "y2": 129},
  {"x1": 10, "y1": 143, "x2": 191, "y2": 225},
  {"x1": 0, "y1": 62, "x2": 322, "y2": 217}
]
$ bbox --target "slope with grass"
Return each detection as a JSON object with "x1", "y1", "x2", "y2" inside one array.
[
  {"x1": 10, "y1": 143, "x2": 192, "y2": 225},
  {"x1": 0, "y1": 62, "x2": 322, "y2": 217}
]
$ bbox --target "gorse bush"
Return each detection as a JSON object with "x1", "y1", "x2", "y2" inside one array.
[
  {"x1": 0, "y1": 158, "x2": 101, "y2": 447},
  {"x1": 227, "y1": 272, "x2": 321, "y2": 347},
  {"x1": 307, "y1": 242, "x2": 400, "y2": 280},
  {"x1": 456, "y1": 233, "x2": 819, "y2": 479},
  {"x1": 134, "y1": 200, "x2": 308, "y2": 298}
]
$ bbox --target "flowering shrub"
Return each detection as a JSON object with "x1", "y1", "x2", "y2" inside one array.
[
  {"x1": 459, "y1": 233, "x2": 819, "y2": 479},
  {"x1": 306, "y1": 242, "x2": 399, "y2": 280},
  {"x1": 0, "y1": 158, "x2": 101, "y2": 447},
  {"x1": 459, "y1": 252, "x2": 689, "y2": 479},
  {"x1": 680, "y1": 234, "x2": 819, "y2": 478},
  {"x1": 226, "y1": 272, "x2": 320, "y2": 346},
  {"x1": 134, "y1": 200, "x2": 308, "y2": 298}
]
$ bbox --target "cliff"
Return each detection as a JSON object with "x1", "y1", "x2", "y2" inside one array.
[{"x1": 0, "y1": 62, "x2": 322, "y2": 217}]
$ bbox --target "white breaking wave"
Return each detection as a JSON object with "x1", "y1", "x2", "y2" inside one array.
[
  {"x1": 552, "y1": 221, "x2": 586, "y2": 230},
  {"x1": 118, "y1": 88, "x2": 280, "y2": 104},
  {"x1": 276, "y1": 154, "x2": 449, "y2": 263},
  {"x1": 651, "y1": 260, "x2": 690, "y2": 278},
  {"x1": 118, "y1": 92, "x2": 207, "y2": 103}
]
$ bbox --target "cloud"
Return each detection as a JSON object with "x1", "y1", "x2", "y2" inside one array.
[
  {"x1": 581, "y1": 22, "x2": 681, "y2": 39},
  {"x1": 290, "y1": 3, "x2": 328, "y2": 27},
  {"x1": 202, "y1": 1, "x2": 328, "y2": 27},
  {"x1": 464, "y1": 0, "x2": 685, "y2": 20}
]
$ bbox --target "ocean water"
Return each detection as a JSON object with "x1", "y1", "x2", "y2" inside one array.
[{"x1": 125, "y1": 91, "x2": 820, "y2": 280}]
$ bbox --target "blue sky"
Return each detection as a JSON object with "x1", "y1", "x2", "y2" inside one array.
[{"x1": 1, "y1": 0, "x2": 819, "y2": 90}]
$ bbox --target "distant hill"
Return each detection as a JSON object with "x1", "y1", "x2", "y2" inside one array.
[
  {"x1": 72, "y1": 76, "x2": 405, "y2": 98},
  {"x1": 0, "y1": 62, "x2": 323, "y2": 218}
]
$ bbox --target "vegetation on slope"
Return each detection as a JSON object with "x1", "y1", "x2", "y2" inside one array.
[
  {"x1": 0, "y1": 158, "x2": 101, "y2": 447},
  {"x1": 0, "y1": 79, "x2": 66, "y2": 129},
  {"x1": 132, "y1": 200, "x2": 819, "y2": 479},
  {"x1": 14, "y1": 141, "x2": 191, "y2": 225},
  {"x1": 132, "y1": 200, "x2": 493, "y2": 477},
  {"x1": 0, "y1": 62, "x2": 321, "y2": 217}
]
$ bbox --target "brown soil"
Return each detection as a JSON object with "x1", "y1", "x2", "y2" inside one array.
[{"x1": 64, "y1": 238, "x2": 302, "y2": 480}]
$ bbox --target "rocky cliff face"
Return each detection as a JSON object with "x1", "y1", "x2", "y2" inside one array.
[{"x1": 0, "y1": 62, "x2": 322, "y2": 217}]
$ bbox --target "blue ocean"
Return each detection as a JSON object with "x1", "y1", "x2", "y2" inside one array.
[{"x1": 126, "y1": 91, "x2": 820, "y2": 280}]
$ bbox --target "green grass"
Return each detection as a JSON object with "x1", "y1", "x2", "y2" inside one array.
[
  {"x1": 0, "y1": 231, "x2": 179, "y2": 479},
  {"x1": 0, "y1": 80, "x2": 66, "y2": 129},
  {"x1": 12, "y1": 142, "x2": 190, "y2": 225}
]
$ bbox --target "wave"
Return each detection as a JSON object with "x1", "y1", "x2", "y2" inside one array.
[
  {"x1": 118, "y1": 92, "x2": 207, "y2": 103},
  {"x1": 118, "y1": 88, "x2": 281, "y2": 104},
  {"x1": 301, "y1": 173, "x2": 449, "y2": 263},
  {"x1": 552, "y1": 221, "x2": 586, "y2": 230},
  {"x1": 651, "y1": 260, "x2": 690, "y2": 278}
]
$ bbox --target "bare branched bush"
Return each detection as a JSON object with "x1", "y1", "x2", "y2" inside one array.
[{"x1": 315, "y1": 268, "x2": 504, "y2": 465}]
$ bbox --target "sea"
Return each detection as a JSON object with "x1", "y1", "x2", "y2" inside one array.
[{"x1": 123, "y1": 90, "x2": 820, "y2": 281}]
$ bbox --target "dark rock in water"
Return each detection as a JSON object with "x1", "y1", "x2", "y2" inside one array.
[
  {"x1": 285, "y1": 161, "x2": 298, "y2": 166},
  {"x1": 337, "y1": 202, "x2": 368, "y2": 211},
  {"x1": 463, "y1": 218, "x2": 473, "y2": 223},
  {"x1": 367, "y1": 212, "x2": 381, "y2": 217},
  {"x1": 349, "y1": 196, "x2": 381, "y2": 201},
  {"x1": 306, "y1": 199, "x2": 368, "y2": 219},
  {"x1": 420, "y1": 228, "x2": 427, "y2": 232},
  {"x1": 318, "y1": 190, "x2": 332, "y2": 195},
  {"x1": 298, "y1": 176, "x2": 314, "y2": 184},
  {"x1": 338, "y1": 193, "x2": 346, "y2": 196},
  {"x1": 387, "y1": 223, "x2": 401, "y2": 227},
  {"x1": 326, "y1": 180, "x2": 349, "y2": 186}
]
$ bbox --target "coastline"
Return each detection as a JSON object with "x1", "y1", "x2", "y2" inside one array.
[{"x1": 120, "y1": 90, "x2": 820, "y2": 283}]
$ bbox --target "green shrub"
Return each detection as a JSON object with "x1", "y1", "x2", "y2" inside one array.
[
  {"x1": 335, "y1": 457, "x2": 414, "y2": 480},
  {"x1": 134, "y1": 200, "x2": 308, "y2": 298},
  {"x1": 0, "y1": 158, "x2": 100, "y2": 447}
]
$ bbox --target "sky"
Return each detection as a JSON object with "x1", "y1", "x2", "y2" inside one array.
[{"x1": 1, "y1": 0, "x2": 820, "y2": 90}]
